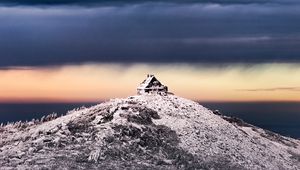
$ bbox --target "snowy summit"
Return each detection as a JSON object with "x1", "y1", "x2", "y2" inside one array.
[{"x1": 0, "y1": 75, "x2": 300, "y2": 170}]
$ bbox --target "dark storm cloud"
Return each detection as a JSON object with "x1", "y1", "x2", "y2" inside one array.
[
  {"x1": 1, "y1": 2, "x2": 300, "y2": 67},
  {"x1": 0, "y1": 67, "x2": 34, "y2": 70},
  {"x1": 1, "y1": 0, "x2": 299, "y2": 6}
]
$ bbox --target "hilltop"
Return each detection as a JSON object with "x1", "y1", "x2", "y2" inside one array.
[{"x1": 0, "y1": 94, "x2": 299, "y2": 170}]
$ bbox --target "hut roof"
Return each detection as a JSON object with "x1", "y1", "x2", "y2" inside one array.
[{"x1": 137, "y1": 74, "x2": 162, "y2": 90}]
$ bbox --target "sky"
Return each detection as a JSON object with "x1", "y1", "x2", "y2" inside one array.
[{"x1": 1, "y1": 0, "x2": 300, "y2": 102}]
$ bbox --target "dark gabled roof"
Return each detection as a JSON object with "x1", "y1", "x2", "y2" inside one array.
[{"x1": 137, "y1": 75, "x2": 163, "y2": 89}]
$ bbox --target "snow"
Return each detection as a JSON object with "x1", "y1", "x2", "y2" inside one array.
[
  {"x1": 137, "y1": 75, "x2": 155, "y2": 89},
  {"x1": 0, "y1": 94, "x2": 299, "y2": 169}
]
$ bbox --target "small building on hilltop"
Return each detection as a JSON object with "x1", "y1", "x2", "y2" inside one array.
[{"x1": 137, "y1": 74, "x2": 169, "y2": 95}]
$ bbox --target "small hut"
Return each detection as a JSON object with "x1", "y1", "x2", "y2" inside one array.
[{"x1": 137, "y1": 74, "x2": 168, "y2": 95}]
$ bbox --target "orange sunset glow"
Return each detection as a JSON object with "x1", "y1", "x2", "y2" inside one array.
[{"x1": 1, "y1": 63, "x2": 300, "y2": 103}]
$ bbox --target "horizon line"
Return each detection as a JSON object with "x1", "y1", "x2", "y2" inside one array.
[{"x1": 1, "y1": 97, "x2": 300, "y2": 104}]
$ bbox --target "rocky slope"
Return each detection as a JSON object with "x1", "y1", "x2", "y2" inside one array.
[{"x1": 0, "y1": 94, "x2": 300, "y2": 170}]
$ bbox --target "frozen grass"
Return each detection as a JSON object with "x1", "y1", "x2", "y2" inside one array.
[{"x1": 0, "y1": 94, "x2": 299, "y2": 169}]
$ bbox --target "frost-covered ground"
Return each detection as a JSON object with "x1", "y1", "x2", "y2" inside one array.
[{"x1": 0, "y1": 94, "x2": 299, "y2": 170}]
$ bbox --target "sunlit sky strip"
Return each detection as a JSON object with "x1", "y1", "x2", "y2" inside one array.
[{"x1": 0, "y1": 63, "x2": 300, "y2": 103}]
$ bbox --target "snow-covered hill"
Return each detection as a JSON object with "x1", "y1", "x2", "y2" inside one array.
[{"x1": 0, "y1": 94, "x2": 299, "y2": 169}]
